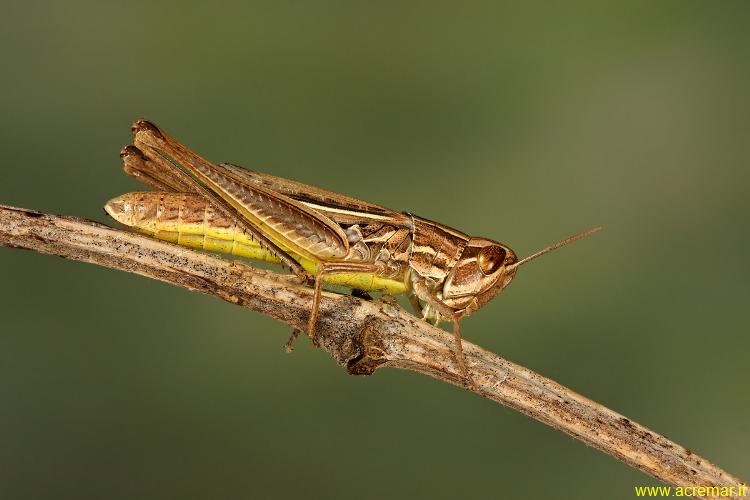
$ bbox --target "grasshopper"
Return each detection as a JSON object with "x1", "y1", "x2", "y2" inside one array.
[{"x1": 106, "y1": 120, "x2": 600, "y2": 382}]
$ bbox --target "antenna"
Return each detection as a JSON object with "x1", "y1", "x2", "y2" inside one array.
[{"x1": 506, "y1": 226, "x2": 602, "y2": 271}]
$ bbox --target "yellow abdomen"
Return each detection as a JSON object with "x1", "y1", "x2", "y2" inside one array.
[{"x1": 105, "y1": 191, "x2": 408, "y2": 294}]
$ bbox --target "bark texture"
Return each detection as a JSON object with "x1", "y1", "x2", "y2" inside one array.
[{"x1": 0, "y1": 204, "x2": 745, "y2": 499}]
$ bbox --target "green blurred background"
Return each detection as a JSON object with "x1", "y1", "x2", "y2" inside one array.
[{"x1": 1, "y1": 1, "x2": 748, "y2": 498}]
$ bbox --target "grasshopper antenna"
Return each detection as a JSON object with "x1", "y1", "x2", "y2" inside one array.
[{"x1": 507, "y1": 226, "x2": 602, "y2": 271}]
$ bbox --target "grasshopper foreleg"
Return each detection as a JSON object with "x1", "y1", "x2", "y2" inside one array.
[{"x1": 411, "y1": 276, "x2": 472, "y2": 386}]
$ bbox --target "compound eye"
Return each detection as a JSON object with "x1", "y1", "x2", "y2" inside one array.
[{"x1": 478, "y1": 246, "x2": 506, "y2": 275}]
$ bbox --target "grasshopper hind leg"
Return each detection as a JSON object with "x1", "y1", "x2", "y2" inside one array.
[
  {"x1": 130, "y1": 119, "x2": 312, "y2": 282},
  {"x1": 285, "y1": 288, "x2": 371, "y2": 353},
  {"x1": 307, "y1": 262, "x2": 382, "y2": 346}
]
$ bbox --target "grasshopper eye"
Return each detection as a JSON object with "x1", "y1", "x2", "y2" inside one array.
[{"x1": 478, "y1": 246, "x2": 506, "y2": 275}]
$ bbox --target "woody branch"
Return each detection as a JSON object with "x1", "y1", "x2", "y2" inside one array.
[{"x1": 0, "y1": 204, "x2": 745, "y2": 499}]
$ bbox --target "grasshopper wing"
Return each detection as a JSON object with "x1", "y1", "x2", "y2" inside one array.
[
  {"x1": 220, "y1": 163, "x2": 410, "y2": 227},
  {"x1": 132, "y1": 121, "x2": 350, "y2": 262}
]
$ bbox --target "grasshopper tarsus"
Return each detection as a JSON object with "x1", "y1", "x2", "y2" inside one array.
[{"x1": 449, "y1": 317, "x2": 475, "y2": 388}]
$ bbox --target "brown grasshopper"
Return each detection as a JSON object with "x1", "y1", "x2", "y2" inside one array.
[{"x1": 106, "y1": 120, "x2": 600, "y2": 382}]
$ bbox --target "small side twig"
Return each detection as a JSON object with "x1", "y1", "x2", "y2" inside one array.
[{"x1": 0, "y1": 204, "x2": 745, "y2": 499}]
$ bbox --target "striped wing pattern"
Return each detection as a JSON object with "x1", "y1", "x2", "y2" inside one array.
[
  {"x1": 194, "y1": 165, "x2": 350, "y2": 260},
  {"x1": 133, "y1": 123, "x2": 350, "y2": 262}
]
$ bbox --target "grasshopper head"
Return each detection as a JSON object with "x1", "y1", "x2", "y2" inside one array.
[
  {"x1": 441, "y1": 227, "x2": 603, "y2": 318},
  {"x1": 441, "y1": 238, "x2": 518, "y2": 317}
]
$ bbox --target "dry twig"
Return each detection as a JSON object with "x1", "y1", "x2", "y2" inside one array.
[{"x1": 0, "y1": 204, "x2": 745, "y2": 499}]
